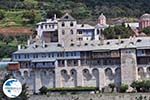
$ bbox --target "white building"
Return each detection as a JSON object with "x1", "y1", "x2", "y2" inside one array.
[{"x1": 11, "y1": 13, "x2": 150, "y2": 93}]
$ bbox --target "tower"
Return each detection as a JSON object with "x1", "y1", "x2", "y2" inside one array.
[
  {"x1": 58, "y1": 13, "x2": 77, "y2": 46},
  {"x1": 98, "y1": 13, "x2": 106, "y2": 25},
  {"x1": 120, "y1": 48, "x2": 138, "y2": 86},
  {"x1": 139, "y1": 13, "x2": 150, "y2": 30}
]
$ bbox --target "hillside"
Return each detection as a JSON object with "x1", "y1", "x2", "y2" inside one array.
[
  {"x1": 0, "y1": 0, "x2": 149, "y2": 28},
  {"x1": 0, "y1": 0, "x2": 149, "y2": 59}
]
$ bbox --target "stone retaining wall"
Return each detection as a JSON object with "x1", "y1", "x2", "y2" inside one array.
[{"x1": 29, "y1": 93, "x2": 150, "y2": 100}]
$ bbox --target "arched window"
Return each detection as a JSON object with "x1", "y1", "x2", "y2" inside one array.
[
  {"x1": 97, "y1": 29, "x2": 99, "y2": 35},
  {"x1": 62, "y1": 30, "x2": 65, "y2": 35},
  {"x1": 70, "y1": 22, "x2": 74, "y2": 27},
  {"x1": 62, "y1": 22, "x2": 65, "y2": 27},
  {"x1": 70, "y1": 29, "x2": 73, "y2": 34}
]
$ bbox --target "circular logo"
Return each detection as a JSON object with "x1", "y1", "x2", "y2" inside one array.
[{"x1": 3, "y1": 79, "x2": 22, "y2": 98}]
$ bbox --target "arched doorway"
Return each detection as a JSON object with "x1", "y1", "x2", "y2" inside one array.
[
  {"x1": 114, "y1": 68, "x2": 121, "y2": 89},
  {"x1": 146, "y1": 67, "x2": 150, "y2": 78},
  {"x1": 138, "y1": 67, "x2": 145, "y2": 80},
  {"x1": 105, "y1": 68, "x2": 114, "y2": 86},
  {"x1": 40, "y1": 70, "x2": 47, "y2": 86},
  {"x1": 70, "y1": 69, "x2": 77, "y2": 87},
  {"x1": 92, "y1": 68, "x2": 99, "y2": 88},
  {"x1": 61, "y1": 69, "x2": 70, "y2": 87},
  {"x1": 47, "y1": 69, "x2": 55, "y2": 88}
]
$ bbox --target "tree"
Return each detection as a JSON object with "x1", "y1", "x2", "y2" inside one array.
[
  {"x1": 0, "y1": 10, "x2": 4, "y2": 20},
  {"x1": 103, "y1": 24, "x2": 133, "y2": 39},
  {"x1": 39, "y1": 86, "x2": 48, "y2": 95},
  {"x1": 22, "y1": 10, "x2": 36, "y2": 24},
  {"x1": 131, "y1": 80, "x2": 150, "y2": 92},
  {"x1": 142, "y1": 27, "x2": 150, "y2": 36}
]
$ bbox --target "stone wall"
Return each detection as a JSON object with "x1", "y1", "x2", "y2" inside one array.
[{"x1": 29, "y1": 93, "x2": 150, "y2": 100}]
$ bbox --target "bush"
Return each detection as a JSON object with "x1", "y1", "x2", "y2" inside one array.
[
  {"x1": 39, "y1": 86, "x2": 48, "y2": 95},
  {"x1": 108, "y1": 83, "x2": 115, "y2": 92},
  {"x1": 142, "y1": 26, "x2": 150, "y2": 36},
  {"x1": 22, "y1": 10, "x2": 35, "y2": 24},
  {"x1": 131, "y1": 80, "x2": 150, "y2": 92},
  {"x1": 16, "y1": 84, "x2": 29, "y2": 100},
  {"x1": 48, "y1": 87, "x2": 97, "y2": 92},
  {"x1": 120, "y1": 84, "x2": 128, "y2": 93}
]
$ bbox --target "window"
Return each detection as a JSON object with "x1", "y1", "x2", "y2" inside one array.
[
  {"x1": 45, "y1": 25, "x2": 47, "y2": 29},
  {"x1": 84, "y1": 43, "x2": 88, "y2": 46},
  {"x1": 66, "y1": 52, "x2": 69, "y2": 57},
  {"x1": 70, "y1": 30, "x2": 73, "y2": 34},
  {"x1": 70, "y1": 22, "x2": 73, "y2": 27},
  {"x1": 36, "y1": 25, "x2": 38, "y2": 28},
  {"x1": 64, "y1": 16, "x2": 69, "y2": 19},
  {"x1": 40, "y1": 25, "x2": 43, "y2": 29},
  {"x1": 18, "y1": 55, "x2": 20, "y2": 59},
  {"x1": 70, "y1": 52, "x2": 73, "y2": 56},
  {"x1": 106, "y1": 42, "x2": 110, "y2": 45},
  {"x1": 48, "y1": 53, "x2": 51, "y2": 57},
  {"x1": 79, "y1": 31, "x2": 82, "y2": 34},
  {"x1": 62, "y1": 22, "x2": 65, "y2": 27},
  {"x1": 52, "y1": 53, "x2": 54, "y2": 57},
  {"x1": 137, "y1": 39, "x2": 142, "y2": 42},
  {"x1": 62, "y1": 30, "x2": 65, "y2": 35},
  {"x1": 52, "y1": 25, "x2": 54, "y2": 28},
  {"x1": 121, "y1": 41, "x2": 124, "y2": 44},
  {"x1": 97, "y1": 29, "x2": 99, "y2": 35},
  {"x1": 78, "y1": 37, "x2": 82, "y2": 41}
]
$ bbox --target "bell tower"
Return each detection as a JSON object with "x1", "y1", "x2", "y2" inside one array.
[{"x1": 98, "y1": 13, "x2": 106, "y2": 25}]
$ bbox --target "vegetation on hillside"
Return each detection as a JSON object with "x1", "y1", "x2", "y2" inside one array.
[
  {"x1": 142, "y1": 27, "x2": 150, "y2": 36},
  {"x1": 0, "y1": 0, "x2": 149, "y2": 59},
  {"x1": 0, "y1": 34, "x2": 29, "y2": 59},
  {"x1": 0, "y1": 0, "x2": 149, "y2": 27},
  {"x1": 103, "y1": 23, "x2": 134, "y2": 39}
]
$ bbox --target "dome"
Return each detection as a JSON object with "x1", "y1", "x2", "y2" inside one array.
[
  {"x1": 140, "y1": 13, "x2": 150, "y2": 20},
  {"x1": 99, "y1": 13, "x2": 106, "y2": 19}
]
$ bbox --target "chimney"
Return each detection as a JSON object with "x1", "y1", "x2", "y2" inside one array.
[
  {"x1": 54, "y1": 14, "x2": 57, "y2": 20},
  {"x1": 118, "y1": 35, "x2": 121, "y2": 44},
  {"x1": 18, "y1": 45, "x2": 21, "y2": 50},
  {"x1": 27, "y1": 40, "x2": 30, "y2": 46},
  {"x1": 42, "y1": 41, "x2": 45, "y2": 48}
]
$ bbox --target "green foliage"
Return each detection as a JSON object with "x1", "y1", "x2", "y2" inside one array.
[
  {"x1": 16, "y1": 84, "x2": 29, "y2": 100},
  {"x1": 0, "y1": 10, "x2": 5, "y2": 20},
  {"x1": 131, "y1": 80, "x2": 150, "y2": 92},
  {"x1": 46, "y1": 9, "x2": 63, "y2": 19},
  {"x1": 108, "y1": 83, "x2": 115, "y2": 92},
  {"x1": 119, "y1": 84, "x2": 128, "y2": 93},
  {"x1": 22, "y1": 10, "x2": 36, "y2": 24},
  {"x1": 103, "y1": 24, "x2": 133, "y2": 39},
  {"x1": 0, "y1": 0, "x2": 149, "y2": 27},
  {"x1": 0, "y1": 34, "x2": 28, "y2": 59},
  {"x1": 142, "y1": 27, "x2": 150, "y2": 36},
  {"x1": 39, "y1": 86, "x2": 48, "y2": 95},
  {"x1": 0, "y1": 45, "x2": 17, "y2": 58}
]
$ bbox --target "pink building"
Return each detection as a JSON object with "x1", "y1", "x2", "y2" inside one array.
[
  {"x1": 98, "y1": 13, "x2": 106, "y2": 25},
  {"x1": 139, "y1": 13, "x2": 150, "y2": 30}
]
